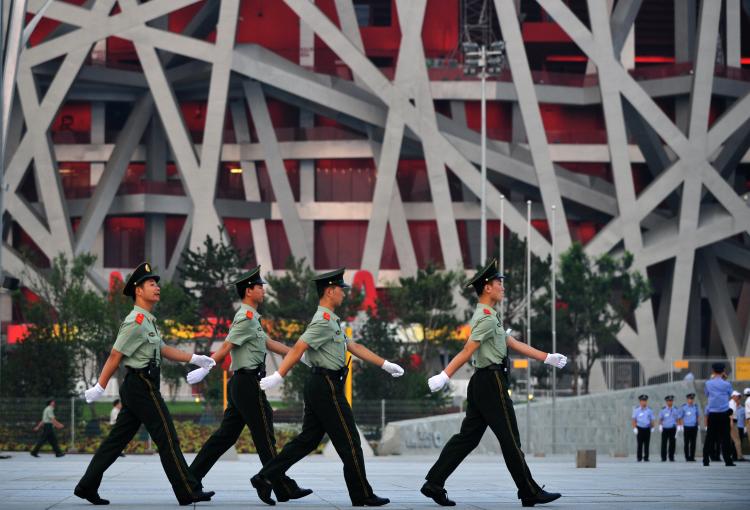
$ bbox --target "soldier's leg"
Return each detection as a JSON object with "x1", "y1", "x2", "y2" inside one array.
[
  {"x1": 133, "y1": 372, "x2": 200, "y2": 503},
  {"x1": 31, "y1": 426, "x2": 49, "y2": 455},
  {"x1": 479, "y1": 371, "x2": 541, "y2": 499},
  {"x1": 313, "y1": 375, "x2": 373, "y2": 503},
  {"x1": 190, "y1": 377, "x2": 245, "y2": 483},
  {"x1": 684, "y1": 427, "x2": 692, "y2": 460},
  {"x1": 77, "y1": 405, "x2": 141, "y2": 492},
  {"x1": 425, "y1": 379, "x2": 487, "y2": 486},
  {"x1": 49, "y1": 427, "x2": 63, "y2": 455},
  {"x1": 237, "y1": 375, "x2": 300, "y2": 499},
  {"x1": 259, "y1": 388, "x2": 326, "y2": 483}
]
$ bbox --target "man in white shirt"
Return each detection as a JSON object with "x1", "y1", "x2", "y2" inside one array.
[
  {"x1": 728, "y1": 391, "x2": 745, "y2": 461},
  {"x1": 744, "y1": 388, "x2": 750, "y2": 433},
  {"x1": 109, "y1": 399, "x2": 122, "y2": 425}
]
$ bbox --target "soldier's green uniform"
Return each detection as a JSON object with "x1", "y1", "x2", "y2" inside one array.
[
  {"x1": 425, "y1": 260, "x2": 545, "y2": 502},
  {"x1": 257, "y1": 269, "x2": 377, "y2": 505},
  {"x1": 190, "y1": 268, "x2": 309, "y2": 501},
  {"x1": 31, "y1": 402, "x2": 63, "y2": 456},
  {"x1": 76, "y1": 263, "x2": 203, "y2": 506}
]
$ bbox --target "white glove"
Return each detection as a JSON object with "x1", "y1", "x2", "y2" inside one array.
[
  {"x1": 381, "y1": 360, "x2": 405, "y2": 377},
  {"x1": 190, "y1": 354, "x2": 216, "y2": 369},
  {"x1": 658, "y1": 425, "x2": 663, "y2": 432},
  {"x1": 633, "y1": 427, "x2": 638, "y2": 435},
  {"x1": 428, "y1": 371, "x2": 450, "y2": 393},
  {"x1": 260, "y1": 371, "x2": 283, "y2": 391},
  {"x1": 544, "y1": 353, "x2": 567, "y2": 369},
  {"x1": 677, "y1": 425, "x2": 684, "y2": 433},
  {"x1": 84, "y1": 383, "x2": 105, "y2": 403},
  {"x1": 651, "y1": 427, "x2": 655, "y2": 432},
  {"x1": 186, "y1": 367, "x2": 210, "y2": 384}
]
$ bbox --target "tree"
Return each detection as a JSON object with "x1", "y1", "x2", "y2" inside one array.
[
  {"x1": 263, "y1": 257, "x2": 362, "y2": 401},
  {"x1": 178, "y1": 227, "x2": 253, "y2": 354},
  {"x1": 386, "y1": 265, "x2": 463, "y2": 374},
  {"x1": 533, "y1": 243, "x2": 651, "y2": 394},
  {"x1": 1, "y1": 254, "x2": 129, "y2": 406},
  {"x1": 353, "y1": 308, "x2": 440, "y2": 403}
]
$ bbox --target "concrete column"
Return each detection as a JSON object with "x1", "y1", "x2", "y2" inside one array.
[
  {"x1": 674, "y1": 0, "x2": 697, "y2": 133},
  {"x1": 145, "y1": 117, "x2": 167, "y2": 271},
  {"x1": 299, "y1": 110, "x2": 315, "y2": 267}
]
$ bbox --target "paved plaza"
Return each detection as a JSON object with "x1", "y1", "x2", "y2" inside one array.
[{"x1": 0, "y1": 452, "x2": 747, "y2": 509}]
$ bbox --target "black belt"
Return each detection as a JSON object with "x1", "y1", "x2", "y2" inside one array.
[
  {"x1": 126, "y1": 366, "x2": 153, "y2": 374},
  {"x1": 235, "y1": 364, "x2": 266, "y2": 380},
  {"x1": 310, "y1": 366, "x2": 348, "y2": 380},
  {"x1": 476, "y1": 359, "x2": 508, "y2": 373}
]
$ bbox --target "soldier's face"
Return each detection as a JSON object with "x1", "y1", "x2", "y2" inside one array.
[
  {"x1": 137, "y1": 279, "x2": 161, "y2": 303},
  {"x1": 247, "y1": 284, "x2": 265, "y2": 303},
  {"x1": 687, "y1": 398, "x2": 694, "y2": 404},
  {"x1": 328, "y1": 285, "x2": 345, "y2": 306},
  {"x1": 486, "y1": 279, "x2": 504, "y2": 301}
]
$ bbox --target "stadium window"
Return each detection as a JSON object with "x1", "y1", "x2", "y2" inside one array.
[
  {"x1": 104, "y1": 217, "x2": 145, "y2": 268},
  {"x1": 354, "y1": 0, "x2": 392, "y2": 27}
]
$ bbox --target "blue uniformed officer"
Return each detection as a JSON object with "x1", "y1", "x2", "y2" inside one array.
[
  {"x1": 658, "y1": 395, "x2": 678, "y2": 461},
  {"x1": 702, "y1": 362, "x2": 734, "y2": 466},
  {"x1": 678, "y1": 393, "x2": 700, "y2": 461},
  {"x1": 632, "y1": 394, "x2": 654, "y2": 462}
]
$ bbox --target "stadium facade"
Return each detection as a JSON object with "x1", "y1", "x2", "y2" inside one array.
[{"x1": 1, "y1": 0, "x2": 749, "y2": 379}]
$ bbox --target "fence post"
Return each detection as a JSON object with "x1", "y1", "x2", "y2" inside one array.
[
  {"x1": 380, "y1": 399, "x2": 385, "y2": 435},
  {"x1": 69, "y1": 397, "x2": 75, "y2": 452}
]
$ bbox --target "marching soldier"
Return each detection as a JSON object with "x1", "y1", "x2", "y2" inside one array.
[
  {"x1": 30, "y1": 399, "x2": 65, "y2": 457},
  {"x1": 422, "y1": 259, "x2": 566, "y2": 508},
  {"x1": 658, "y1": 395, "x2": 678, "y2": 462},
  {"x1": 678, "y1": 393, "x2": 700, "y2": 461},
  {"x1": 250, "y1": 268, "x2": 405, "y2": 506},
  {"x1": 74, "y1": 262, "x2": 216, "y2": 506},
  {"x1": 186, "y1": 266, "x2": 312, "y2": 501},
  {"x1": 632, "y1": 395, "x2": 654, "y2": 462}
]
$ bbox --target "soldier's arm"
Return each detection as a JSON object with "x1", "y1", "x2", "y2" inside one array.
[
  {"x1": 97, "y1": 349, "x2": 124, "y2": 388},
  {"x1": 52, "y1": 417, "x2": 64, "y2": 429},
  {"x1": 276, "y1": 339, "x2": 308, "y2": 376},
  {"x1": 506, "y1": 336, "x2": 547, "y2": 362},
  {"x1": 442, "y1": 339, "x2": 481, "y2": 377},
  {"x1": 210, "y1": 341, "x2": 234, "y2": 364},
  {"x1": 266, "y1": 338, "x2": 292, "y2": 356},
  {"x1": 160, "y1": 344, "x2": 193, "y2": 362},
  {"x1": 32, "y1": 420, "x2": 42, "y2": 431},
  {"x1": 631, "y1": 418, "x2": 637, "y2": 428},
  {"x1": 346, "y1": 340, "x2": 386, "y2": 367}
]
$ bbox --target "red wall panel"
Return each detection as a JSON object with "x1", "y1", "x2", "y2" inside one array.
[
  {"x1": 408, "y1": 220, "x2": 443, "y2": 268},
  {"x1": 223, "y1": 217, "x2": 256, "y2": 266},
  {"x1": 314, "y1": 221, "x2": 367, "y2": 268},
  {"x1": 52, "y1": 103, "x2": 91, "y2": 143},
  {"x1": 266, "y1": 220, "x2": 292, "y2": 269},
  {"x1": 316, "y1": 159, "x2": 375, "y2": 201}
]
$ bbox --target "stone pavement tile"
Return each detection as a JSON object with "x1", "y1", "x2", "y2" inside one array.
[{"x1": 0, "y1": 453, "x2": 747, "y2": 509}]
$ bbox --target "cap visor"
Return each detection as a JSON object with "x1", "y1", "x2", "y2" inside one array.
[{"x1": 339, "y1": 282, "x2": 351, "y2": 289}]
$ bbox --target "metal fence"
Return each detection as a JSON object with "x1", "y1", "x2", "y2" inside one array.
[{"x1": 599, "y1": 356, "x2": 739, "y2": 391}]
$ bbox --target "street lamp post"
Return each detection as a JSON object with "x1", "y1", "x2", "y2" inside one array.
[{"x1": 463, "y1": 41, "x2": 505, "y2": 264}]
